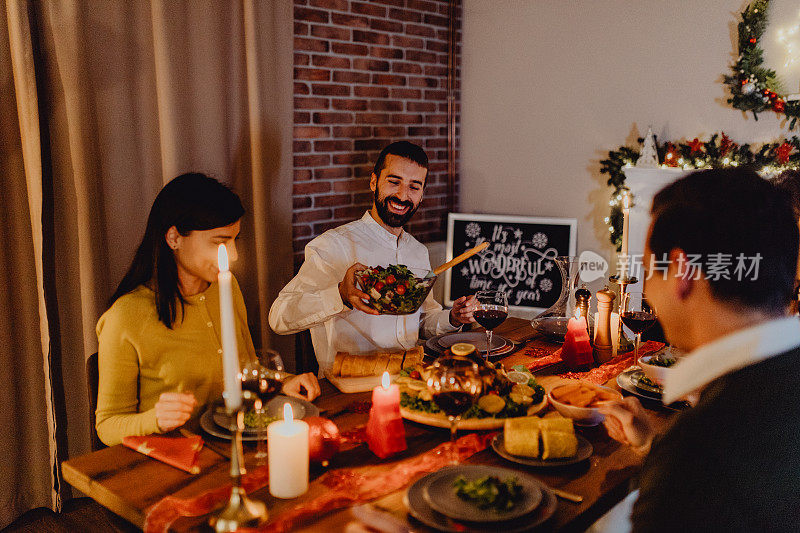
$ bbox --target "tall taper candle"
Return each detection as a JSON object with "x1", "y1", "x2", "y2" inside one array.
[
  {"x1": 218, "y1": 244, "x2": 242, "y2": 411},
  {"x1": 620, "y1": 192, "x2": 632, "y2": 279}
]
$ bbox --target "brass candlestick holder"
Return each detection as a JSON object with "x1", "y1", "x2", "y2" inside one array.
[
  {"x1": 609, "y1": 274, "x2": 637, "y2": 353},
  {"x1": 210, "y1": 397, "x2": 267, "y2": 532}
]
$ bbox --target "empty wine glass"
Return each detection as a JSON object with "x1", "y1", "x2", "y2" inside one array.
[
  {"x1": 620, "y1": 293, "x2": 658, "y2": 361},
  {"x1": 240, "y1": 349, "x2": 284, "y2": 465},
  {"x1": 426, "y1": 355, "x2": 483, "y2": 463},
  {"x1": 474, "y1": 291, "x2": 509, "y2": 358}
]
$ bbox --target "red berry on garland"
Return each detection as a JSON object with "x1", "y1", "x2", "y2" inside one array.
[
  {"x1": 749, "y1": 37, "x2": 757, "y2": 44},
  {"x1": 688, "y1": 138, "x2": 705, "y2": 154},
  {"x1": 776, "y1": 142, "x2": 794, "y2": 165},
  {"x1": 774, "y1": 99, "x2": 785, "y2": 112},
  {"x1": 720, "y1": 132, "x2": 737, "y2": 157}
]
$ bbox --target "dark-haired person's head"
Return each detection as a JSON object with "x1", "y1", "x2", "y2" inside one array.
[
  {"x1": 772, "y1": 169, "x2": 800, "y2": 219},
  {"x1": 110, "y1": 173, "x2": 245, "y2": 328},
  {"x1": 370, "y1": 141, "x2": 429, "y2": 228},
  {"x1": 644, "y1": 168, "x2": 798, "y2": 349}
]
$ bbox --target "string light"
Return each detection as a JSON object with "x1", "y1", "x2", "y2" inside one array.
[{"x1": 776, "y1": 11, "x2": 800, "y2": 68}]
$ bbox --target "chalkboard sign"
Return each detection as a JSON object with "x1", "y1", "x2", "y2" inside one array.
[{"x1": 444, "y1": 214, "x2": 577, "y2": 312}]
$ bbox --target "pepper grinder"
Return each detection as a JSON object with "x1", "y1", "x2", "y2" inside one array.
[
  {"x1": 594, "y1": 286, "x2": 615, "y2": 364},
  {"x1": 575, "y1": 285, "x2": 592, "y2": 341}
]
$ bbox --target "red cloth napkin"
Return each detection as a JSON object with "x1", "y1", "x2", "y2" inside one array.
[
  {"x1": 122, "y1": 434, "x2": 203, "y2": 474},
  {"x1": 142, "y1": 432, "x2": 495, "y2": 533},
  {"x1": 559, "y1": 341, "x2": 665, "y2": 383}
]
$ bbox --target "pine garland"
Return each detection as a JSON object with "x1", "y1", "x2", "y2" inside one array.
[
  {"x1": 600, "y1": 133, "x2": 800, "y2": 250},
  {"x1": 723, "y1": 0, "x2": 800, "y2": 129}
]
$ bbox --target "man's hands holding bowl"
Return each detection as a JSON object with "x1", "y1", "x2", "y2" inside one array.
[{"x1": 339, "y1": 263, "x2": 380, "y2": 315}]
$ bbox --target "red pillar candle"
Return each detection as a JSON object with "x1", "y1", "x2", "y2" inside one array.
[
  {"x1": 366, "y1": 372, "x2": 407, "y2": 458},
  {"x1": 562, "y1": 311, "x2": 594, "y2": 369}
]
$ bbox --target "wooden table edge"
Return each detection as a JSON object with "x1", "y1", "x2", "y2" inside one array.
[{"x1": 62, "y1": 460, "x2": 146, "y2": 528}]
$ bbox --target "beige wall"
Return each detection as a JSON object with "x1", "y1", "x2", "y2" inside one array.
[{"x1": 461, "y1": 0, "x2": 792, "y2": 261}]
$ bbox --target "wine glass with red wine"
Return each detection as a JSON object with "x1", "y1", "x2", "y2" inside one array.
[
  {"x1": 240, "y1": 349, "x2": 285, "y2": 464},
  {"x1": 474, "y1": 290, "x2": 509, "y2": 358},
  {"x1": 621, "y1": 293, "x2": 658, "y2": 362},
  {"x1": 426, "y1": 355, "x2": 483, "y2": 463}
]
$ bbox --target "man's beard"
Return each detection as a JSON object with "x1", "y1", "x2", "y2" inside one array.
[{"x1": 374, "y1": 189, "x2": 419, "y2": 228}]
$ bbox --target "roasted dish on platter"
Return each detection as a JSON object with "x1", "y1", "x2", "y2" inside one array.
[{"x1": 397, "y1": 361, "x2": 546, "y2": 429}]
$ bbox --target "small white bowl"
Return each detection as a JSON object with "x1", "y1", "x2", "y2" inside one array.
[
  {"x1": 548, "y1": 382, "x2": 622, "y2": 426},
  {"x1": 638, "y1": 353, "x2": 678, "y2": 386}
]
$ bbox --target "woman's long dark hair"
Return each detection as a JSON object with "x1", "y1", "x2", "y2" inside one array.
[{"x1": 109, "y1": 173, "x2": 245, "y2": 328}]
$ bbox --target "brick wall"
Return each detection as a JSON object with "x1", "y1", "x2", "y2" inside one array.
[{"x1": 293, "y1": 0, "x2": 461, "y2": 266}]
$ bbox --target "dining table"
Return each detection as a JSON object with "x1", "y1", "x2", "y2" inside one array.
[{"x1": 62, "y1": 318, "x2": 674, "y2": 532}]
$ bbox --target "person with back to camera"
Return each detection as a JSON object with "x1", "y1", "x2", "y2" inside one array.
[{"x1": 597, "y1": 168, "x2": 800, "y2": 531}]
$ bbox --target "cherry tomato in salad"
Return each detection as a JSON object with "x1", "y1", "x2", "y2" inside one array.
[
  {"x1": 385, "y1": 274, "x2": 396, "y2": 285},
  {"x1": 374, "y1": 281, "x2": 385, "y2": 291},
  {"x1": 395, "y1": 284, "x2": 406, "y2": 295},
  {"x1": 409, "y1": 370, "x2": 421, "y2": 380}
]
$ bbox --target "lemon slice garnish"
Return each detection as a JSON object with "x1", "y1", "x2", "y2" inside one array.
[{"x1": 450, "y1": 342, "x2": 476, "y2": 356}]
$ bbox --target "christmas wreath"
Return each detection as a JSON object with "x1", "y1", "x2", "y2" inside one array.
[
  {"x1": 723, "y1": 0, "x2": 800, "y2": 129},
  {"x1": 600, "y1": 133, "x2": 800, "y2": 249}
]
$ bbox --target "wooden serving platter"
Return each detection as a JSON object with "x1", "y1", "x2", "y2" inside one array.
[
  {"x1": 400, "y1": 396, "x2": 548, "y2": 430},
  {"x1": 324, "y1": 371, "x2": 400, "y2": 393}
]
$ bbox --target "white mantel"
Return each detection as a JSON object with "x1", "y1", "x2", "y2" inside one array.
[{"x1": 622, "y1": 166, "x2": 692, "y2": 288}]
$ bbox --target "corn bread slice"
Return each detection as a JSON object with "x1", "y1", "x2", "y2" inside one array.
[
  {"x1": 541, "y1": 430, "x2": 578, "y2": 459},
  {"x1": 504, "y1": 417, "x2": 540, "y2": 458}
]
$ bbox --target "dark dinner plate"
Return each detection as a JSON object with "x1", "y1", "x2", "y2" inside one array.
[
  {"x1": 405, "y1": 467, "x2": 557, "y2": 532},
  {"x1": 200, "y1": 395, "x2": 319, "y2": 440},
  {"x1": 422, "y1": 465, "x2": 542, "y2": 523},
  {"x1": 425, "y1": 333, "x2": 513, "y2": 359},
  {"x1": 492, "y1": 433, "x2": 593, "y2": 468},
  {"x1": 616, "y1": 368, "x2": 689, "y2": 411}
]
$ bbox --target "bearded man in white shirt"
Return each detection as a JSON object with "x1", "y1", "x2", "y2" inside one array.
[
  {"x1": 595, "y1": 168, "x2": 800, "y2": 532},
  {"x1": 269, "y1": 141, "x2": 476, "y2": 374}
]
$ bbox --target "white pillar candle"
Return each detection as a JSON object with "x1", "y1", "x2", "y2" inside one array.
[
  {"x1": 268, "y1": 403, "x2": 310, "y2": 499},
  {"x1": 217, "y1": 244, "x2": 242, "y2": 411}
]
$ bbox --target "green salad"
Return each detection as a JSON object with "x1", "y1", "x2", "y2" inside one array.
[
  {"x1": 356, "y1": 264, "x2": 434, "y2": 314},
  {"x1": 453, "y1": 475, "x2": 523, "y2": 511},
  {"x1": 243, "y1": 410, "x2": 279, "y2": 429},
  {"x1": 648, "y1": 357, "x2": 676, "y2": 368}
]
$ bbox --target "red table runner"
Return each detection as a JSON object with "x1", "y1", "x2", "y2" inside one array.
[{"x1": 143, "y1": 432, "x2": 495, "y2": 533}]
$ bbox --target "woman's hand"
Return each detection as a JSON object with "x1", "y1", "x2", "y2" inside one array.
[
  {"x1": 598, "y1": 396, "x2": 656, "y2": 455},
  {"x1": 282, "y1": 372, "x2": 322, "y2": 402},
  {"x1": 154, "y1": 392, "x2": 197, "y2": 432}
]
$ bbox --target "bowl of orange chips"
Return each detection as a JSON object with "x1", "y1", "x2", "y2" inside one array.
[{"x1": 548, "y1": 381, "x2": 622, "y2": 426}]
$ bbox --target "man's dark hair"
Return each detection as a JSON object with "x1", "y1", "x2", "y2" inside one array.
[
  {"x1": 772, "y1": 169, "x2": 800, "y2": 219},
  {"x1": 372, "y1": 141, "x2": 429, "y2": 180},
  {"x1": 649, "y1": 168, "x2": 798, "y2": 313}
]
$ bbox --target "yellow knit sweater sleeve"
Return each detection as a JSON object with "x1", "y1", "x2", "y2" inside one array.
[{"x1": 95, "y1": 290, "x2": 161, "y2": 446}]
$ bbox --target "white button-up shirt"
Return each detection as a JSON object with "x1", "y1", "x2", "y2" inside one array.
[
  {"x1": 269, "y1": 211, "x2": 457, "y2": 373},
  {"x1": 662, "y1": 315, "x2": 800, "y2": 405}
]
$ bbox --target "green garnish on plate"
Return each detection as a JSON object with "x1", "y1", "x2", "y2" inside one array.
[{"x1": 452, "y1": 475, "x2": 523, "y2": 511}]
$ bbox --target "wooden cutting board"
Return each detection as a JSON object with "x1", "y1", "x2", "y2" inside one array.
[{"x1": 324, "y1": 371, "x2": 400, "y2": 393}]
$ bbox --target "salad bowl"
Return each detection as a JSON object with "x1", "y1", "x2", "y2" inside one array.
[{"x1": 356, "y1": 264, "x2": 436, "y2": 315}]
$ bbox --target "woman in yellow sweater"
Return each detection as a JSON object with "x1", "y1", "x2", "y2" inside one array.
[{"x1": 96, "y1": 173, "x2": 320, "y2": 446}]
